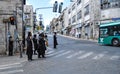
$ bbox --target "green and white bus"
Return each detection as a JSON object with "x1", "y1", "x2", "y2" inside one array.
[{"x1": 98, "y1": 21, "x2": 120, "y2": 46}]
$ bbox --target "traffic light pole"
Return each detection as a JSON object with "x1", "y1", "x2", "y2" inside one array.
[
  {"x1": 21, "y1": 0, "x2": 24, "y2": 58},
  {"x1": 35, "y1": 7, "x2": 53, "y2": 14}
]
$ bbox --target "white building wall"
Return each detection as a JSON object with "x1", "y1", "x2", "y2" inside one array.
[
  {"x1": 63, "y1": 8, "x2": 69, "y2": 28},
  {"x1": 101, "y1": 8, "x2": 120, "y2": 22},
  {"x1": 24, "y1": 5, "x2": 34, "y2": 34}
]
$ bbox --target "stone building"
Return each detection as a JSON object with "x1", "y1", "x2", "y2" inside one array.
[{"x1": 0, "y1": 0, "x2": 24, "y2": 54}]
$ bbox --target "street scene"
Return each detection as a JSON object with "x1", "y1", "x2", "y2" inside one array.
[
  {"x1": 0, "y1": 34, "x2": 120, "y2": 74},
  {"x1": 0, "y1": 0, "x2": 120, "y2": 74}
]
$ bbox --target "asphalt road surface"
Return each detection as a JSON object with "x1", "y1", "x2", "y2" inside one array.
[{"x1": 0, "y1": 34, "x2": 120, "y2": 74}]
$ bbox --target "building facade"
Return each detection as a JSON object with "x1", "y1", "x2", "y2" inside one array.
[
  {"x1": 24, "y1": 5, "x2": 34, "y2": 37},
  {"x1": 50, "y1": 0, "x2": 120, "y2": 40},
  {"x1": 0, "y1": 0, "x2": 24, "y2": 54},
  {"x1": 100, "y1": 0, "x2": 120, "y2": 23}
]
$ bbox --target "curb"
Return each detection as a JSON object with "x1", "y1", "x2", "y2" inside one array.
[{"x1": 58, "y1": 34, "x2": 98, "y2": 42}]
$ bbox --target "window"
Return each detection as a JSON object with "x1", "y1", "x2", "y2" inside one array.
[
  {"x1": 101, "y1": 0, "x2": 120, "y2": 9},
  {"x1": 68, "y1": 9, "x2": 71, "y2": 14},
  {"x1": 69, "y1": 19, "x2": 71, "y2": 25},
  {"x1": 72, "y1": 4, "x2": 75, "y2": 10},
  {"x1": 77, "y1": 10, "x2": 82, "y2": 20},
  {"x1": 72, "y1": 15, "x2": 76, "y2": 23},
  {"x1": 84, "y1": 5, "x2": 89, "y2": 16},
  {"x1": 77, "y1": 0, "x2": 81, "y2": 5}
]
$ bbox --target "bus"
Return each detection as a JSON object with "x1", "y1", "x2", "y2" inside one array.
[{"x1": 98, "y1": 21, "x2": 120, "y2": 46}]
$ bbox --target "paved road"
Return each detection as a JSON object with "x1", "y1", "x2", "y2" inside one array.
[{"x1": 0, "y1": 34, "x2": 120, "y2": 74}]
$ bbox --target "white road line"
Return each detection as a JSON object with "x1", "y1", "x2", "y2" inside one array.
[
  {"x1": 0, "y1": 64, "x2": 22, "y2": 70},
  {"x1": 66, "y1": 51, "x2": 84, "y2": 59},
  {"x1": 0, "y1": 63, "x2": 21, "y2": 68},
  {"x1": 47, "y1": 47, "x2": 53, "y2": 50},
  {"x1": 47, "y1": 50, "x2": 66, "y2": 56},
  {"x1": 46, "y1": 50, "x2": 55, "y2": 54},
  {"x1": 0, "y1": 69, "x2": 24, "y2": 74},
  {"x1": 110, "y1": 55, "x2": 120, "y2": 60},
  {"x1": 77, "y1": 52, "x2": 93, "y2": 59},
  {"x1": 93, "y1": 54, "x2": 105, "y2": 60},
  {"x1": 92, "y1": 52, "x2": 108, "y2": 60},
  {"x1": 54, "y1": 51, "x2": 72, "y2": 58}
]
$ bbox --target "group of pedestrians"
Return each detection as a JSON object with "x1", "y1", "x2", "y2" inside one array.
[
  {"x1": 26, "y1": 32, "x2": 48, "y2": 61},
  {"x1": 8, "y1": 31, "x2": 58, "y2": 61}
]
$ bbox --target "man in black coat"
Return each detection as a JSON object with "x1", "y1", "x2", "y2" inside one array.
[
  {"x1": 38, "y1": 33, "x2": 46, "y2": 58},
  {"x1": 26, "y1": 32, "x2": 33, "y2": 61},
  {"x1": 33, "y1": 34, "x2": 38, "y2": 55},
  {"x1": 8, "y1": 36, "x2": 13, "y2": 56},
  {"x1": 53, "y1": 32, "x2": 58, "y2": 49}
]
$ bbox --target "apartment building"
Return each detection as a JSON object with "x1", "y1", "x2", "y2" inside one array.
[
  {"x1": 50, "y1": 0, "x2": 120, "y2": 40},
  {"x1": 65, "y1": 0, "x2": 100, "y2": 39},
  {"x1": 100, "y1": 0, "x2": 120, "y2": 23},
  {"x1": 24, "y1": 5, "x2": 34, "y2": 37}
]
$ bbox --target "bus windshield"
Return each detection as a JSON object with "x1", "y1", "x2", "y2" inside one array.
[{"x1": 99, "y1": 28, "x2": 108, "y2": 38}]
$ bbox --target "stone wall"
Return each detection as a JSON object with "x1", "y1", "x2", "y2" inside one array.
[{"x1": 0, "y1": 0, "x2": 22, "y2": 54}]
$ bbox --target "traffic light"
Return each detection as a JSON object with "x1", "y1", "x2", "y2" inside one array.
[
  {"x1": 9, "y1": 16, "x2": 15, "y2": 25},
  {"x1": 58, "y1": 2, "x2": 63, "y2": 13},
  {"x1": 53, "y1": 1, "x2": 58, "y2": 12},
  {"x1": 23, "y1": 0, "x2": 26, "y2": 5},
  {"x1": 39, "y1": 21, "x2": 42, "y2": 26}
]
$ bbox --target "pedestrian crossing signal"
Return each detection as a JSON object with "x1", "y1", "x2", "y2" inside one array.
[{"x1": 9, "y1": 16, "x2": 15, "y2": 25}]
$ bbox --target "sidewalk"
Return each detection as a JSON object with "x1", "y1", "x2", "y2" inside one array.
[
  {"x1": 58, "y1": 34, "x2": 98, "y2": 42},
  {"x1": 0, "y1": 54, "x2": 27, "y2": 66}
]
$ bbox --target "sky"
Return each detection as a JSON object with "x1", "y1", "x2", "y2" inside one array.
[{"x1": 26, "y1": 0, "x2": 71, "y2": 27}]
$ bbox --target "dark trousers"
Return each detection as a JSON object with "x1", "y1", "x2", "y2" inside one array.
[
  {"x1": 9, "y1": 50, "x2": 13, "y2": 56},
  {"x1": 27, "y1": 50, "x2": 33, "y2": 61},
  {"x1": 27, "y1": 54, "x2": 32, "y2": 60},
  {"x1": 9, "y1": 48, "x2": 13, "y2": 56},
  {"x1": 54, "y1": 44, "x2": 56, "y2": 48},
  {"x1": 34, "y1": 46, "x2": 37, "y2": 54},
  {"x1": 38, "y1": 50, "x2": 45, "y2": 58}
]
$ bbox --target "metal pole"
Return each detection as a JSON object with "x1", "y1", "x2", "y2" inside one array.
[
  {"x1": 20, "y1": 0, "x2": 24, "y2": 58},
  {"x1": 35, "y1": 7, "x2": 53, "y2": 13},
  {"x1": 5, "y1": 23, "x2": 7, "y2": 54}
]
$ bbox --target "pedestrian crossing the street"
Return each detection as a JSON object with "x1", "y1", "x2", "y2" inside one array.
[
  {"x1": 0, "y1": 62, "x2": 23, "y2": 74},
  {"x1": 46, "y1": 48, "x2": 120, "y2": 61}
]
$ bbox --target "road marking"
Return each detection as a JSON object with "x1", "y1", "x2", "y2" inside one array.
[
  {"x1": 47, "y1": 50, "x2": 66, "y2": 56},
  {"x1": 54, "y1": 51, "x2": 72, "y2": 58},
  {"x1": 77, "y1": 52, "x2": 93, "y2": 59},
  {"x1": 46, "y1": 50, "x2": 55, "y2": 54},
  {"x1": 0, "y1": 69, "x2": 24, "y2": 74},
  {"x1": 92, "y1": 51, "x2": 108, "y2": 60},
  {"x1": 110, "y1": 55, "x2": 120, "y2": 60},
  {"x1": 47, "y1": 47, "x2": 53, "y2": 50},
  {"x1": 0, "y1": 63, "x2": 21, "y2": 68},
  {"x1": 0, "y1": 64, "x2": 22, "y2": 70},
  {"x1": 66, "y1": 51, "x2": 84, "y2": 59}
]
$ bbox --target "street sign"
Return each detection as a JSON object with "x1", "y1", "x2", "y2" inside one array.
[{"x1": 112, "y1": 18, "x2": 120, "y2": 21}]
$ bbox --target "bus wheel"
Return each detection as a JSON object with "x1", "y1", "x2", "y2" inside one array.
[{"x1": 112, "y1": 39, "x2": 119, "y2": 46}]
